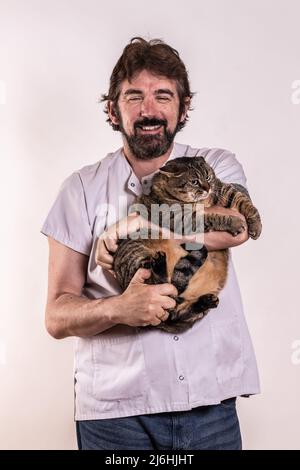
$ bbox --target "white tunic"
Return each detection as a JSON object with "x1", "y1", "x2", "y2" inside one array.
[{"x1": 41, "y1": 142, "x2": 260, "y2": 420}]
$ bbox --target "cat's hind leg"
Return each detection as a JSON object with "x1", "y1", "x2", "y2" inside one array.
[
  {"x1": 142, "y1": 250, "x2": 169, "y2": 285},
  {"x1": 171, "y1": 245, "x2": 208, "y2": 294},
  {"x1": 162, "y1": 293, "x2": 219, "y2": 332},
  {"x1": 157, "y1": 250, "x2": 228, "y2": 332},
  {"x1": 113, "y1": 238, "x2": 159, "y2": 289}
]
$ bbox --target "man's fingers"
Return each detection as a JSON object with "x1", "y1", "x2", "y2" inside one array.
[
  {"x1": 155, "y1": 283, "x2": 178, "y2": 297},
  {"x1": 103, "y1": 237, "x2": 118, "y2": 253},
  {"x1": 116, "y1": 212, "x2": 141, "y2": 238},
  {"x1": 153, "y1": 308, "x2": 169, "y2": 324},
  {"x1": 95, "y1": 236, "x2": 116, "y2": 269},
  {"x1": 149, "y1": 317, "x2": 162, "y2": 326},
  {"x1": 129, "y1": 267, "x2": 152, "y2": 285},
  {"x1": 99, "y1": 250, "x2": 114, "y2": 265},
  {"x1": 95, "y1": 242, "x2": 114, "y2": 267},
  {"x1": 98, "y1": 261, "x2": 114, "y2": 270},
  {"x1": 158, "y1": 310, "x2": 169, "y2": 321},
  {"x1": 159, "y1": 297, "x2": 176, "y2": 310}
]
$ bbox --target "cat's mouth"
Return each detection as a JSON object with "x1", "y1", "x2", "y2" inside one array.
[{"x1": 197, "y1": 190, "x2": 210, "y2": 201}]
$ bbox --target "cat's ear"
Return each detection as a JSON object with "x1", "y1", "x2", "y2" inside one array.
[
  {"x1": 159, "y1": 161, "x2": 185, "y2": 177},
  {"x1": 196, "y1": 156, "x2": 206, "y2": 165}
]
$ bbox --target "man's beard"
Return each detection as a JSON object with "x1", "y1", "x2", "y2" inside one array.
[{"x1": 119, "y1": 116, "x2": 181, "y2": 161}]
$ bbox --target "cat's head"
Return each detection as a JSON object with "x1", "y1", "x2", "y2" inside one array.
[{"x1": 152, "y1": 156, "x2": 217, "y2": 203}]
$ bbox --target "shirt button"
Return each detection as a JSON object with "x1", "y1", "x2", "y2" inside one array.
[
  {"x1": 179, "y1": 375, "x2": 184, "y2": 381},
  {"x1": 130, "y1": 182, "x2": 135, "y2": 187},
  {"x1": 173, "y1": 335, "x2": 179, "y2": 341}
]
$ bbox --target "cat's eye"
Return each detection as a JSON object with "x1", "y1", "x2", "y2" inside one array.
[
  {"x1": 191, "y1": 179, "x2": 199, "y2": 186},
  {"x1": 206, "y1": 174, "x2": 213, "y2": 182}
]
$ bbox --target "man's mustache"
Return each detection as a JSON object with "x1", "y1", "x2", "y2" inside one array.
[{"x1": 134, "y1": 118, "x2": 167, "y2": 129}]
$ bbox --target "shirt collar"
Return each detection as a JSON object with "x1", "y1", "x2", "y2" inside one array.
[{"x1": 123, "y1": 142, "x2": 187, "y2": 196}]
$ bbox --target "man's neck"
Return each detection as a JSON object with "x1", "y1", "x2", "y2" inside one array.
[{"x1": 122, "y1": 142, "x2": 175, "y2": 181}]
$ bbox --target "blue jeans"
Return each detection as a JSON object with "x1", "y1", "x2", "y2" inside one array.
[{"x1": 76, "y1": 398, "x2": 242, "y2": 450}]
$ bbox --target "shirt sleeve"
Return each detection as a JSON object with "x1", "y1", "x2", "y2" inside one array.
[
  {"x1": 212, "y1": 150, "x2": 248, "y2": 188},
  {"x1": 40, "y1": 172, "x2": 93, "y2": 256}
]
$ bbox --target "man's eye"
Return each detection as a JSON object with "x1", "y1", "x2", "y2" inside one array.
[
  {"x1": 128, "y1": 96, "x2": 142, "y2": 102},
  {"x1": 157, "y1": 96, "x2": 170, "y2": 101}
]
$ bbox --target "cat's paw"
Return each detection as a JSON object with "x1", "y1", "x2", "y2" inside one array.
[
  {"x1": 192, "y1": 293, "x2": 219, "y2": 311},
  {"x1": 151, "y1": 251, "x2": 168, "y2": 279},
  {"x1": 141, "y1": 252, "x2": 168, "y2": 284},
  {"x1": 227, "y1": 216, "x2": 247, "y2": 237},
  {"x1": 141, "y1": 257, "x2": 152, "y2": 269},
  {"x1": 248, "y1": 219, "x2": 262, "y2": 240}
]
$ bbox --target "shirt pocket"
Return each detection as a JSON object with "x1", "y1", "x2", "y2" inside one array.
[
  {"x1": 211, "y1": 320, "x2": 244, "y2": 383},
  {"x1": 92, "y1": 327, "x2": 148, "y2": 402}
]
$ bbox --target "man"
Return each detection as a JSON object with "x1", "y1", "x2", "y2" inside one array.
[{"x1": 42, "y1": 37, "x2": 260, "y2": 450}]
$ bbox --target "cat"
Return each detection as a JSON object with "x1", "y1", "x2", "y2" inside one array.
[{"x1": 113, "y1": 156, "x2": 262, "y2": 333}]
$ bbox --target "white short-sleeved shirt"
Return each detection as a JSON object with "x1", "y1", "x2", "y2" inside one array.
[{"x1": 41, "y1": 142, "x2": 260, "y2": 420}]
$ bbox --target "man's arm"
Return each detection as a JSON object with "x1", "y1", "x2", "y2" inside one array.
[
  {"x1": 204, "y1": 229, "x2": 248, "y2": 251},
  {"x1": 203, "y1": 206, "x2": 249, "y2": 251},
  {"x1": 45, "y1": 237, "x2": 177, "y2": 339},
  {"x1": 96, "y1": 209, "x2": 249, "y2": 273},
  {"x1": 45, "y1": 237, "x2": 119, "y2": 339}
]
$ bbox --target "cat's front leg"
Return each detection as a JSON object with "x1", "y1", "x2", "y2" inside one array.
[
  {"x1": 243, "y1": 211, "x2": 262, "y2": 240},
  {"x1": 204, "y1": 213, "x2": 247, "y2": 237},
  {"x1": 218, "y1": 183, "x2": 262, "y2": 239}
]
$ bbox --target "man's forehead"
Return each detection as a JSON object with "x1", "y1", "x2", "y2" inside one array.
[{"x1": 119, "y1": 70, "x2": 178, "y2": 94}]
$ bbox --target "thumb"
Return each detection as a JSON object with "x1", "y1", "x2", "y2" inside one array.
[{"x1": 129, "y1": 267, "x2": 152, "y2": 285}]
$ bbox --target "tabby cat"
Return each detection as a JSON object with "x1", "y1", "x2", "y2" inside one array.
[{"x1": 113, "y1": 156, "x2": 262, "y2": 333}]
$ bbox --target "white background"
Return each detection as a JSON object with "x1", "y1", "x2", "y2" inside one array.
[{"x1": 0, "y1": 0, "x2": 299, "y2": 449}]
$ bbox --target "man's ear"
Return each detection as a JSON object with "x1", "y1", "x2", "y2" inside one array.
[
  {"x1": 179, "y1": 97, "x2": 191, "y2": 123},
  {"x1": 108, "y1": 101, "x2": 120, "y2": 126}
]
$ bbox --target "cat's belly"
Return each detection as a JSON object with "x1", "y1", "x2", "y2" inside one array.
[{"x1": 180, "y1": 249, "x2": 229, "y2": 302}]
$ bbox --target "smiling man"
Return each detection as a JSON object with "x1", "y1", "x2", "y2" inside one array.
[
  {"x1": 41, "y1": 37, "x2": 260, "y2": 450},
  {"x1": 111, "y1": 70, "x2": 184, "y2": 162}
]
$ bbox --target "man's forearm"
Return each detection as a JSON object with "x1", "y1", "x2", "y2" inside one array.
[
  {"x1": 204, "y1": 229, "x2": 249, "y2": 251},
  {"x1": 203, "y1": 205, "x2": 249, "y2": 251},
  {"x1": 46, "y1": 293, "x2": 120, "y2": 339}
]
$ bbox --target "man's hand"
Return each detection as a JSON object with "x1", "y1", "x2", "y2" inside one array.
[
  {"x1": 111, "y1": 268, "x2": 177, "y2": 327},
  {"x1": 95, "y1": 212, "x2": 197, "y2": 273},
  {"x1": 95, "y1": 212, "x2": 146, "y2": 275}
]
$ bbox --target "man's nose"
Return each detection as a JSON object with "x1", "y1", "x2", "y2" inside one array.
[{"x1": 140, "y1": 97, "x2": 157, "y2": 117}]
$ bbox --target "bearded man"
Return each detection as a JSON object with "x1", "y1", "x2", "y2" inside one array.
[{"x1": 41, "y1": 37, "x2": 259, "y2": 450}]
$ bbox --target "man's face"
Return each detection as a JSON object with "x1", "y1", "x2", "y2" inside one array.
[{"x1": 108, "y1": 69, "x2": 188, "y2": 160}]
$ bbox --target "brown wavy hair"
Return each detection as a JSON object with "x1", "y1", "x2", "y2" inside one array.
[{"x1": 101, "y1": 37, "x2": 194, "y2": 131}]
